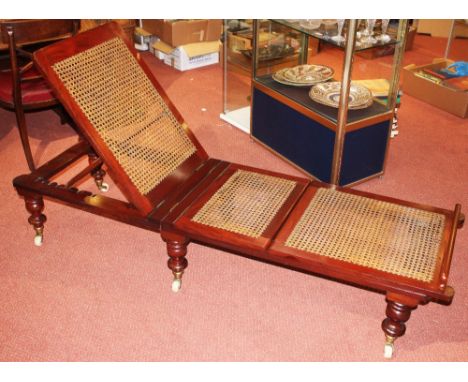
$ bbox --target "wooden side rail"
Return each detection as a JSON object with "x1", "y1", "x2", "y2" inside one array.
[
  {"x1": 13, "y1": 144, "x2": 158, "y2": 234},
  {"x1": 439, "y1": 204, "x2": 462, "y2": 290}
]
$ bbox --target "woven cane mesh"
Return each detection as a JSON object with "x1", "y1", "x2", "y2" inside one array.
[
  {"x1": 286, "y1": 188, "x2": 445, "y2": 283},
  {"x1": 192, "y1": 170, "x2": 297, "y2": 238},
  {"x1": 52, "y1": 37, "x2": 196, "y2": 195}
]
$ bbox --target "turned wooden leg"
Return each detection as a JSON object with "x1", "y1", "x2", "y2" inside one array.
[
  {"x1": 88, "y1": 151, "x2": 109, "y2": 192},
  {"x1": 381, "y1": 300, "x2": 417, "y2": 358},
  {"x1": 166, "y1": 239, "x2": 189, "y2": 293},
  {"x1": 25, "y1": 196, "x2": 47, "y2": 247}
]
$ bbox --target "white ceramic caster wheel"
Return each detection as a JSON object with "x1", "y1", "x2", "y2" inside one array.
[
  {"x1": 171, "y1": 278, "x2": 181, "y2": 293},
  {"x1": 98, "y1": 182, "x2": 109, "y2": 192},
  {"x1": 34, "y1": 234, "x2": 43, "y2": 247},
  {"x1": 384, "y1": 343, "x2": 394, "y2": 359}
]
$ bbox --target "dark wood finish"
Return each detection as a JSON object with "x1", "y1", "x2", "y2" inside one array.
[
  {"x1": 150, "y1": 159, "x2": 228, "y2": 222},
  {"x1": 0, "y1": 20, "x2": 78, "y2": 45},
  {"x1": 162, "y1": 232, "x2": 189, "y2": 277},
  {"x1": 13, "y1": 141, "x2": 162, "y2": 234},
  {"x1": 13, "y1": 142, "x2": 227, "y2": 237},
  {"x1": 13, "y1": 146, "x2": 223, "y2": 237},
  {"x1": 33, "y1": 22, "x2": 208, "y2": 215},
  {"x1": 88, "y1": 150, "x2": 107, "y2": 190},
  {"x1": 66, "y1": 156, "x2": 103, "y2": 189},
  {"x1": 439, "y1": 204, "x2": 462, "y2": 290},
  {"x1": 12, "y1": 22, "x2": 463, "y2": 357},
  {"x1": 24, "y1": 194, "x2": 46, "y2": 236},
  {"x1": 268, "y1": 183, "x2": 460, "y2": 304},
  {"x1": 0, "y1": 19, "x2": 79, "y2": 171},
  {"x1": 168, "y1": 163, "x2": 308, "y2": 257},
  {"x1": 382, "y1": 300, "x2": 417, "y2": 339},
  {"x1": 29, "y1": 140, "x2": 90, "y2": 179}
]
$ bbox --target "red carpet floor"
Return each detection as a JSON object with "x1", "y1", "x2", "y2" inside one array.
[{"x1": 0, "y1": 34, "x2": 467, "y2": 361}]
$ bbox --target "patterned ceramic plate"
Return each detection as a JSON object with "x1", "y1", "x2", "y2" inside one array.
[
  {"x1": 309, "y1": 81, "x2": 373, "y2": 109},
  {"x1": 272, "y1": 68, "x2": 315, "y2": 87},
  {"x1": 282, "y1": 64, "x2": 334, "y2": 84}
]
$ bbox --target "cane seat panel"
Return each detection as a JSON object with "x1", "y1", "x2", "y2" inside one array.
[
  {"x1": 51, "y1": 37, "x2": 197, "y2": 195},
  {"x1": 285, "y1": 188, "x2": 446, "y2": 283},
  {"x1": 192, "y1": 169, "x2": 298, "y2": 238}
]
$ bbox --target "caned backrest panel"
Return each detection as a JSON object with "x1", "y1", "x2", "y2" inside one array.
[
  {"x1": 52, "y1": 37, "x2": 197, "y2": 195},
  {"x1": 34, "y1": 22, "x2": 206, "y2": 214}
]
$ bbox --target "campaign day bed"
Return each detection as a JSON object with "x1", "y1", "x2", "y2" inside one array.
[{"x1": 13, "y1": 22, "x2": 463, "y2": 358}]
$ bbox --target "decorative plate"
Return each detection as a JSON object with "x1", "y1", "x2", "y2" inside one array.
[
  {"x1": 272, "y1": 68, "x2": 316, "y2": 87},
  {"x1": 282, "y1": 64, "x2": 334, "y2": 85},
  {"x1": 309, "y1": 82, "x2": 373, "y2": 109}
]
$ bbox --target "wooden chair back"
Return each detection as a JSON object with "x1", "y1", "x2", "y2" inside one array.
[
  {"x1": 0, "y1": 20, "x2": 79, "y2": 103},
  {"x1": 0, "y1": 19, "x2": 80, "y2": 171},
  {"x1": 0, "y1": 19, "x2": 79, "y2": 47},
  {"x1": 33, "y1": 22, "x2": 209, "y2": 214}
]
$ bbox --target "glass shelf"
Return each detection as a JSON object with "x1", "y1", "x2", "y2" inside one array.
[
  {"x1": 220, "y1": 19, "x2": 254, "y2": 133},
  {"x1": 272, "y1": 19, "x2": 399, "y2": 52}
]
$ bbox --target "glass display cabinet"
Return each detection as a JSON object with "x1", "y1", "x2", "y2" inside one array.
[
  {"x1": 250, "y1": 19, "x2": 409, "y2": 186},
  {"x1": 220, "y1": 19, "x2": 254, "y2": 133}
]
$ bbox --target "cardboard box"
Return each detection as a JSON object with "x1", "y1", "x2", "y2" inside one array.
[
  {"x1": 152, "y1": 40, "x2": 220, "y2": 71},
  {"x1": 165, "y1": 49, "x2": 219, "y2": 72},
  {"x1": 141, "y1": 19, "x2": 222, "y2": 47},
  {"x1": 80, "y1": 19, "x2": 136, "y2": 42},
  {"x1": 402, "y1": 58, "x2": 468, "y2": 118},
  {"x1": 417, "y1": 19, "x2": 468, "y2": 38},
  {"x1": 228, "y1": 31, "x2": 252, "y2": 52}
]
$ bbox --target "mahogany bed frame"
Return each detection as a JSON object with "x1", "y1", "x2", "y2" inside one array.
[{"x1": 12, "y1": 22, "x2": 464, "y2": 358}]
